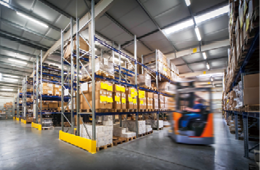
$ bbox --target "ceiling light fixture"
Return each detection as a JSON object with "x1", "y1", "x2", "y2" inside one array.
[
  {"x1": 3, "y1": 78, "x2": 18, "y2": 82},
  {"x1": 16, "y1": 12, "x2": 48, "y2": 28},
  {"x1": 8, "y1": 58, "x2": 27, "y2": 64},
  {"x1": 206, "y1": 63, "x2": 210, "y2": 70},
  {"x1": 202, "y1": 52, "x2": 207, "y2": 59},
  {"x1": 1, "y1": 89, "x2": 13, "y2": 91},
  {"x1": 184, "y1": 0, "x2": 191, "y2": 6},
  {"x1": 4, "y1": 75, "x2": 19, "y2": 78},
  {"x1": 195, "y1": 5, "x2": 229, "y2": 24},
  {"x1": 164, "y1": 19, "x2": 194, "y2": 34},
  {"x1": 211, "y1": 77, "x2": 213, "y2": 81},
  {"x1": 194, "y1": 26, "x2": 201, "y2": 41}
]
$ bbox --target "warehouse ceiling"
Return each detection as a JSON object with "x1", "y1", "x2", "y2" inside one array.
[{"x1": 0, "y1": 0, "x2": 228, "y2": 95}]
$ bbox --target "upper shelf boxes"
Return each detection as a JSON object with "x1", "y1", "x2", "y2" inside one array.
[{"x1": 63, "y1": 37, "x2": 89, "y2": 60}]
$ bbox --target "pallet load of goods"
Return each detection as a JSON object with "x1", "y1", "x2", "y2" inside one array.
[{"x1": 223, "y1": 0, "x2": 259, "y2": 136}]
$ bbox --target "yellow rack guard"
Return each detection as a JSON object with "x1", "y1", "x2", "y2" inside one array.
[
  {"x1": 31, "y1": 122, "x2": 42, "y2": 131},
  {"x1": 59, "y1": 130, "x2": 96, "y2": 154},
  {"x1": 16, "y1": 117, "x2": 19, "y2": 121},
  {"x1": 13, "y1": 117, "x2": 15, "y2": 120},
  {"x1": 21, "y1": 119, "x2": 27, "y2": 124}
]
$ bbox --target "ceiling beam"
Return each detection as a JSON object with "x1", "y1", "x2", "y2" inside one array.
[
  {"x1": 180, "y1": 68, "x2": 224, "y2": 78},
  {"x1": 176, "y1": 56, "x2": 227, "y2": 66},
  {"x1": 0, "y1": 0, "x2": 60, "y2": 31},
  {"x1": 0, "y1": 54, "x2": 34, "y2": 64},
  {"x1": 135, "y1": 0, "x2": 178, "y2": 55},
  {"x1": 181, "y1": 58, "x2": 194, "y2": 72},
  {"x1": 166, "y1": 39, "x2": 229, "y2": 59},
  {"x1": 0, "y1": 18, "x2": 57, "y2": 42},
  {"x1": 0, "y1": 30, "x2": 49, "y2": 51},
  {"x1": 0, "y1": 65, "x2": 32, "y2": 73}
]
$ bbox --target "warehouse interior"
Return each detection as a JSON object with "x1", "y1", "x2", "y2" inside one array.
[{"x1": 0, "y1": 0, "x2": 259, "y2": 169}]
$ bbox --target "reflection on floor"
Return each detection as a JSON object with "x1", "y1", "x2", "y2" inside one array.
[{"x1": 0, "y1": 113, "x2": 257, "y2": 170}]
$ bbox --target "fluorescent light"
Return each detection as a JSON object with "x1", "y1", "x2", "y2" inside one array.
[
  {"x1": 211, "y1": 77, "x2": 213, "y2": 81},
  {"x1": 195, "y1": 26, "x2": 201, "y2": 41},
  {"x1": 195, "y1": 5, "x2": 229, "y2": 24},
  {"x1": 197, "y1": 72, "x2": 223, "y2": 77},
  {"x1": 206, "y1": 63, "x2": 210, "y2": 70},
  {"x1": 202, "y1": 52, "x2": 207, "y2": 59},
  {"x1": 1, "y1": 89, "x2": 13, "y2": 91},
  {"x1": 4, "y1": 74, "x2": 19, "y2": 78},
  {"x1": 16, "y1": 12, "x2": 48, "y2": 28},
  {"x1": 164, "y1": 19, "x2": 194, "y2": 34},
  {"x1": 0, "y1": 0, "x2": 10, "y2": 8},
  {"x1": 8, "y1": 58, "x2": 27, "y2": 64},
  {"x1": 185, "y1": 0, "x2": 191, "y2": 6},
  {"x1": 4, "y1": 78, "x2": 18, "y2": 82}
]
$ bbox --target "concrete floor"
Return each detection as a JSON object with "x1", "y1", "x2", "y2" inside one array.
[{"x1": 0, "y1": 113, "x2": 257, "y2": 170}]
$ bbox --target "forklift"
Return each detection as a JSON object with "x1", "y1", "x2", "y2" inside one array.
[{"x1": 168, "y1": 82, "x2": 214, "y2": 145}]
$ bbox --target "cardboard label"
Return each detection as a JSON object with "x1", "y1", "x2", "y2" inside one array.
[
  {"x1": 128, "y1": 97, "x2": 132, "y2": 102},
  {"x1": 133, "y1": 99, "x2": 137, "y2": 104},
  {"x1": 107, "y1": 85, "x2": 113, "y2": 91},
  {"x1": 100, "y1": 95, "x2": 107, "y2": 102},
  {"x1": 107, "y1": 97, "x2": 113, "y2": 103},
  {"x1": 140, "y1": 100, "x2": 143, "y2": 104},
  {"x1": 115, "y1": 96, "x2": 120, "y2": 102},
  {"x1": 121, "y1": 86, "x2": 125, "y2": 92},
  {"x1": 246, "y1": 16, "x2": 250, "y2": 31},
  {"x1": 116, "y1": 85, "x2": 121, "y2": 92},
  {"x1": 163, "y1": 67, "x2": 167, "y2": 72},
  {"x1": 139, "y1": 90, "x2": 145, "y2": 99},
  {"x1": 81, "y1": 82, "x2": 88, "y2": 92},
  {"x1": 192, "y1": 48, "x2": 197, "y2": 53},
  {"x1": 122, "y1": 98, "x2": 126, "y2": 104},
  {"x1": 65, "y1": 89, "x2": 69, "y2": 96},
  {"x1": 101, "y1": 82, "x2": 107, "y2": 89}
]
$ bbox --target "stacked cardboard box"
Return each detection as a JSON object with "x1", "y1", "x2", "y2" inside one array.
[
  {"x1": 53, "y1": 84, "x2": 61, "y2": 96},
  {"x1": 146, "y1": 92, "x2": 154, "y2": 109},
  {"x1": 165, "y1": 96, "x2": 175, "y2": 110},
  {"x1": 243, "y1": 73, "x2": 259, "y2": 105},
  {"x1": 138, "y1": 90, "x2": 146, "y2": 110},
  {"x1": 122, "y1": 120, "x2": 146, "y2": 135},
  {"x1": 158, "y1": 82, "x2": 176, "y2": 95},
  {"x1": 113, "y1": 84, "x2": 125, "y2": 110},
  {"x1": 80, "y1": 81, "x2": 114, "y2": 110},
  {"x1": 146, "y1": 125, "x2": 153, "y2": 133},
  {"x1": 113, "y1": 124, "x2": 136, "y2": 138},
  {"x1": 126, "y1": 87, "x2": 137, "y2": 109},
  {"x1": 42, "y1": 83, "x2": 53, "y2": 95},
  {"x1": 63, "y1": 37, "x2": 89, "y2": 59},
  {"x1": 80, "y1": 124, "x2": 113, "y2": 147}
]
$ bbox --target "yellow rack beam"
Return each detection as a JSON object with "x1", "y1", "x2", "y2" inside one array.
[
  {"x1": 31, "y1": 122, "x2": 42, "y2": 131},
  {"x1": 59, "y1": 130, "x2": 96, "y2": 154}
]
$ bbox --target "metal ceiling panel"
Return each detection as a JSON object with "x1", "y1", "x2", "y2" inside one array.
[
  {"x1": 117, "y1": 6, "x2": 151, "y2": 30},
  {"x1": 113, "y1": 33, "x2": 133, "y2": 45},
  {"x1": 99, "y1": 23, "x2": 125, "y2": 41},
  {"x1": 2, "y1": 8, "x2": 27, "y2": 26},
  {"x1": 96, "y1": 15, "x2": 113, "y2": 31},
  {"x1": 209, "y1": 58, "x2": 227, "y2": 69},
  {"x1": 53, "y1": 15, "x2": 70, "y2": 30},
  {"x1": 189, "y1": 62, "x2": 207, "y2": 71},
  {"x1": 33, "y1": 1, "x2": 60, "y2": 22},
  {"x1": 11, "y1": 0, "x2": 35, "y2": 11},
  {"x1": 124, "y1": 41, "x2": 151, "y2": 57},
  {"x1": 171, "y1": 58, "x2": 185, "y2": 65},
  {"x1": 207, "y1": 47, "x2": 228, "y2": 59},
  {"x1": 202, "y1": 28, "x2": 229, "y2": 44},
  {"x1": 0, "y1": 22, "x2": 23, "y2": 37},
  {"x1": 183, "y1": 53, "x2": 204, "y2": 63},
  {"x1": 20, "y1": 19, "x2": 49, "y2": 34},
  {"x1": 45, "y1": 29, "x2": 60, "y2": 40},
  {"x1": 39, "y1": 39, "x2": 55, "y2": 47},
  {"x1": 198, "y1": 15, "x2": 228, "y2": 35},
  {"x1": 154, "y1": 3, "x2": 190, "y2": 28},
  {"x1": 0, "y1": 38, "x2": 19, "y2": 49},
  {"x1": 173, "y1": 40, "x2": 199, "y2": 51},
  {"x1": 107, "y1": 0, "x2": 138, "y2": 20},
  {"x1": 64, "y1": 0, "x2": 88, "y2": 18},
  {"x1": 45, "y1": 0, "x2": 71, "y2": 10},
  {"x1": 129, "y1": 20, "x2": 157, "y2": 37},
  {"x1": 140, "y1": 31, "x2": 173, "y2": 54},
  {"x1": 176, "y1": 65, "x2": 191, "y2": 74},
  {"x1": 190, "y1": 0, "x2": 227, "y2": 14},
  {"x1": 167, "y1": 27, "x2": 197, "y2": 44},
  {"x1": 21, "y1": 31, "x2": 43, "y2": 42},
  {"x1": 142, "y1": 0, "x2": 181, "y2": 17},
  {"x1": 18, "y1": 44, "x2": 36, "y2": 54}
]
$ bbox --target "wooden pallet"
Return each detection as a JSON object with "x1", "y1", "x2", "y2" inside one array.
[
  {"x1": 113, "y1": 137, "x2": 127, "y2": 146},
  {"x1": 153, "y1": 127, "x2": 163, "y2": 130},
  {"x1": 80, "y1": 109, "x2": 114, "y2": 113},
  {"x1": 145, "y1": 131, "x2": 153, "y2": 135},
  {"x1": 42, "y1": 126, "x2": 54, "y2": 130},
  {"x1": 96, "y1": 143, "x2": 113, "y2": 152},
  {"x1": 245, "y1": 105, "x2": 259, "y2": 112}
]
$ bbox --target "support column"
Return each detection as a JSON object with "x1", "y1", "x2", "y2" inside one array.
[
  {"x1": 70, "y1": 17, "x2": 74, "y2": 134},
  {"x1": 155, "y1": 50, "x2": 159, "y2": 130},
  {"x1": 235, "y1": 112, "x2": 238, "y2": 139},
  {"x1": 91, "y1": 0, "x2": 96, "y2": 140},
  {"x1": 76, "y1": 18, "x2": 80, "y2": 136},
  {"x1": 134, "y1": 35, "x2": 138, "y2": 137},
  {"x1": 35, "y1": 55, "x2": 39, "y2": 123},
  {"x1": 243, "y1": 112, "x2": 249, "y2": 158},
  {"x1": 61, "y1": 29, "x2": 64, "y2": 132},
  {"x1": 40, "y1": 50, "x2": 43, "y2": 125}
]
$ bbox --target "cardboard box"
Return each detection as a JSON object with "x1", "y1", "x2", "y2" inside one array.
[
  {"x1": 243, "y1": 73, "x2": 259, "y2": 87},
  {"x1": 113, "y1": 92, "x2": 121, "y2": 109},
  {"x1": 244, "y1": 87, "x2": 259, "y2": 105},
  {"x1": 48, "y1": 101, "x2": 59, "y2": 109},
  {"x1": 80, "y1": 90, "x2": 106, "y2": 110},
  {"x1": 121, "y1": 92, "x2": 126, "y2": 109}
]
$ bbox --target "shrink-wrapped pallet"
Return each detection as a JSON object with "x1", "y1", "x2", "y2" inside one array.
[
  {"x1": 146, "y1": 120, "x2": 163, "y2": 129},
  {"x1": 122, "y1": 120, "x2": 146, "y2": 135},
  {"x1": 113, "y1": 124, "x2": 136, "y2": 138}
]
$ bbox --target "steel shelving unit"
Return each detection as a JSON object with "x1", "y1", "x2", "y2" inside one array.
[
  {"x1": 59, "y1": 0, "x2": 177, "y2": 142},
  {"x1": 224, "y1": 32, "x2": 259, "y2": 158}
]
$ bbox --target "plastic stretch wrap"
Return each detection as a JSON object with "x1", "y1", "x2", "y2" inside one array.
[
  {"x1": 81, "y1": 57, "x2": 114, "y2": 79},
  {"x1": 158, "y1": 82, "x2": 176, "y2": 94},
  {"x1": 233, "y1": 81, "x2": 243, "y2": 109},
  {"x1": 129, "y1": 73, "x2": 151, "y2": 87}
]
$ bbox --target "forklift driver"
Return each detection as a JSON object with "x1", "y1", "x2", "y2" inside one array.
[{"x1": 181, "y1": 98, "x2": 205, "y2": 129}]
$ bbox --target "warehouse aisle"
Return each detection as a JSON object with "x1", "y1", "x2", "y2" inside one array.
[{"x1": 0, "y1": 114, "x2": 256, "y2": 170}]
